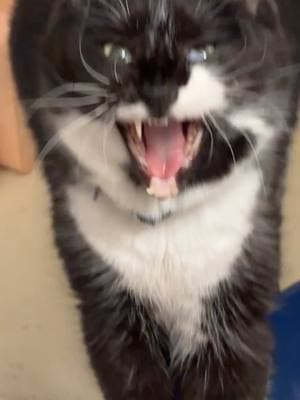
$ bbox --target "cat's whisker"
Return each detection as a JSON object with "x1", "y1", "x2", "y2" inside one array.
[
  {"x1": 97, "y1": 0, "x2": 123, "y2": 23},
  {"x1": 35, "y1": 103, "x2": 111, "y2": 165},
  {"x1": 79, "y1": 0, "x2": 110, "y2": 86},
  {"x1": 202, "y1": 115, "x2": 215, "y2": 165},
  {"x1": 195, "y1": 0, "x2": 203, "y2": 15},
  {"x1": 79, "y1": 41, "x2": 110, "y2": 86},
  {"x1": 228, "y1": 86, "x2": 291, "y2": 133},
  {"x1": 124, "y1": 0, "x2": 130, "y2": 17},
  {"x1": 31, "y1": 82, "x2": 105, "y2": 100},
  {"x1": 206, "y1": 0, "x2": 234, "y2": 20},
  {"x1": 75, "y1": 104, "x2": 117, "y2": 177},
  {"x1": 26, "y1": 90, "x2": 116, "y2": 122},
  {"x1": 23, "y1": 83, "x2": 109, "y2": 110},
  {"x1": 74, "y1": 122, "x2": 91, "y2": 179},
  {"x1": 225, "y1": 38, "x2": 269, "y2": 80},
  {"x1": 270, "y1": 63, "x2": 300, "y2": 75},
  {"x1": 207, "y1": 113, "x2": 237, "y2": 166},
  {"x1": 240, "y1": 130, "x2": 267, "y2": 197},
  {"x1": 113, "y1": 60, "x2": 121, "y2": 84},
  {"x1": 30, "y1": 95, "x2": 106, "y2": 111},
  {"x1": 116, "y1": 0, "x2": 130, "y2": 20},
  {"x1": 265, "y1": 64, "x2": 300, "y2": 85},
  {"x1": 100, "y1": 109, "x2": 117, "y2": 167},
  {"x1": 226, "y1": 63, "x2": 300, "y2": 93},
  {"x1": 221, "y1": 35, "x2": 248, "y2": 72}
]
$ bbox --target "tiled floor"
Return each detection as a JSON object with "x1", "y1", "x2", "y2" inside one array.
[{"x1": 0, "y1": 126, "x2": 299, "y2": 399}]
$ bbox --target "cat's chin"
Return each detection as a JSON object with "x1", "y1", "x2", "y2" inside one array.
[{"x1": 117, "y1": 118, "x2": 203, "y2": 200}]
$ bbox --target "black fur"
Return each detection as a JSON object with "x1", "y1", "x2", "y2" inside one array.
[{"x1": 10, "y1": 0, "x2": 299, "y2": 399}]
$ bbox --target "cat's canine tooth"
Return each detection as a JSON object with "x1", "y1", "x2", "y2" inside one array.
[{"x1": 135, "y1": 121, "x2": 142, "y2": 140}]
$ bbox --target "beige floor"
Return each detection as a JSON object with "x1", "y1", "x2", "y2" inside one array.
[{"x1": 0, "y1": 128, "x2": 299, "y2": 399}]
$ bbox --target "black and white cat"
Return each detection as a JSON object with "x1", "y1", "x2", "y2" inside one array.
[{"x1": 10, "y1": 0, "x2": 299, "y2": 399}]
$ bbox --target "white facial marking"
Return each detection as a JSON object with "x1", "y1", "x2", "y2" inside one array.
[
  {"x1": 116, "y1": 65, "x2": 226, "y2": 122},
  {"x1": 67, "y1": 164, "x2": 260, "y2": 360},
  {"x1": 171, "y1": 65, "x2": 227, "y2": 120},
  {"x1": 229, "y1": 109, "x2": 274, "y2": 148},
  {"x1": 116, "y1": 102, "x2": 148, "y2": 122}
]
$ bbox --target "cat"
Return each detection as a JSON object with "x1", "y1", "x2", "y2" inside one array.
[{"x1": 10, "y1": 0, "x2": 299, "y2": 399}]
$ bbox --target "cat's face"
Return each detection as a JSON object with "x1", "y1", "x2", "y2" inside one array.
[{"x1": 16, "y1": 0, "x2": 289, "y2": 217}]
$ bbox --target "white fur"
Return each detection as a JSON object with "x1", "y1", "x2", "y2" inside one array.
[
  {"x1": 116, "y1": 65, "x2": 227, "y2": 122},
  {"x1": 229, "y1": 109, "x2": 274, "y2": 148},
  {"x1": 116, "y1": 102, "x2": 148, "y2": 122},
  {"x1": 54, "y1": 62, "x2": 275, "y2": 360},
  {"x1": 171, "y1": 65, "x2": 227, "y2": 119},
  {"x1": 66, "y1": 164, "x2": 260, "y2": 359}
]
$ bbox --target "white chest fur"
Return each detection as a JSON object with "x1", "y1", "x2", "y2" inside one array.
[{"x1": 66, "y1": 164, "x2": 260, "y2": 359}]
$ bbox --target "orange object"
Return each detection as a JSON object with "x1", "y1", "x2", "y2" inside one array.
[{"x1": 0, "y1": 0, "x2": 35, "y2": 173}]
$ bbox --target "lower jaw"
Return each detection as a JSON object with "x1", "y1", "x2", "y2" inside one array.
[{"x1": 146, "y1": 176, "x2": 179, "y2": 200}]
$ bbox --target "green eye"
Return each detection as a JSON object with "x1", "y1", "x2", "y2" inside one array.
[{"x1": 103, "y1": 43, "x2": 132, "y2": 64}]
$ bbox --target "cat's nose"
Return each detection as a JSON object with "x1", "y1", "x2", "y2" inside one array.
[{"x1": 140, "y1": 85, "x2": 178, "y2": 118}]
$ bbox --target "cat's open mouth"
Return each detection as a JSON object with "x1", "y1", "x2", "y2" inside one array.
[{"x1": 118, "y1": 119, "x2": 203, "y2": 199}]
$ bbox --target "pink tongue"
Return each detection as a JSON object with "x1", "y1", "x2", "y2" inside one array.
[{"x1": 143, "y1": 121, "x2": 185, "y2": 179}]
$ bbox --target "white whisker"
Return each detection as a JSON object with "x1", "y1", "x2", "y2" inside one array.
[
  {"x1": 24, "y1": 83, "x2": 109, "y2": 110},
  {"x1": 124, "y1": 0, "x2": 130, "y2": 17},
  {"x1": 97, "y1": 0, "x2": 123, "y2": 22},
  {"x1": 208, "y1": 113, "x2": 237, "y2": 166},
  {"x1": 226, "y1": 38, "x2": 269, "y2": 80},
  {"x1": 75, "y1": 105, "x2": 117, "y2": 178},
  {"x1": 240, "y1": 131, "x2": 267, "y2": 197},
  {"x1": 36, "y1": 82, "x2": 104, "y2": 99},
  {"x1": 79, "y1": 0, "x2": 110, "y2": 86},
  {"x1": 100, "y1": 109, "x2": 117, "y2": 167},
  {"x1": 202, "y1": 115, "x2": 214, "y2": 164},
  {"x1": 35, "y1": 103, "x2": 111, "y2": 166},
  {"x1": 222, "y1": 35, "x2": 248, "y2": 72},
  {"x1": 30, "y1": 95, "x2": 103, "y2": 110},
  {"x1": 195, "y1": 0, "x2": 203, "y2": 14},
  {"x1": 113, "y1": 60, "x2": 121, "y2": 84},
  {"x1": 228, "y1": 86, "x2": 291, "y2": 133},
  {"x1": 116, "y1": 0, "x2": 129, "y2": 19}
]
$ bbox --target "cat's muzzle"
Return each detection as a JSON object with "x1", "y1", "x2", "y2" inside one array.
[{"x1": 118, "y1": 119, "x2": 203, "y2": 199}]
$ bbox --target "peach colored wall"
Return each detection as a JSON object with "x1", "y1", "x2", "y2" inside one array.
[{"x1": 0, "y1": 0, "x2": 35, "y2": 172}]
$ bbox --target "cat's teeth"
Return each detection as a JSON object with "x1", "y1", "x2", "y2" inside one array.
[
  {"x1": 147, "y1": 118, "x2": 169, "y2": 127},
  {"x1": 146, "y1": 187, "x2": 155, "y2": 196},
  {"x1": 135, "y1": 122, "x2": 142, "y2": 140},
  {"x1": 160, "y1": 118, "x2": 169, "y2": 127}
]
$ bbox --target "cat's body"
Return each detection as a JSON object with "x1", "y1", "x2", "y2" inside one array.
[{"x1": 10, "y1": 0, "x2": 299, "y2": 399}]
